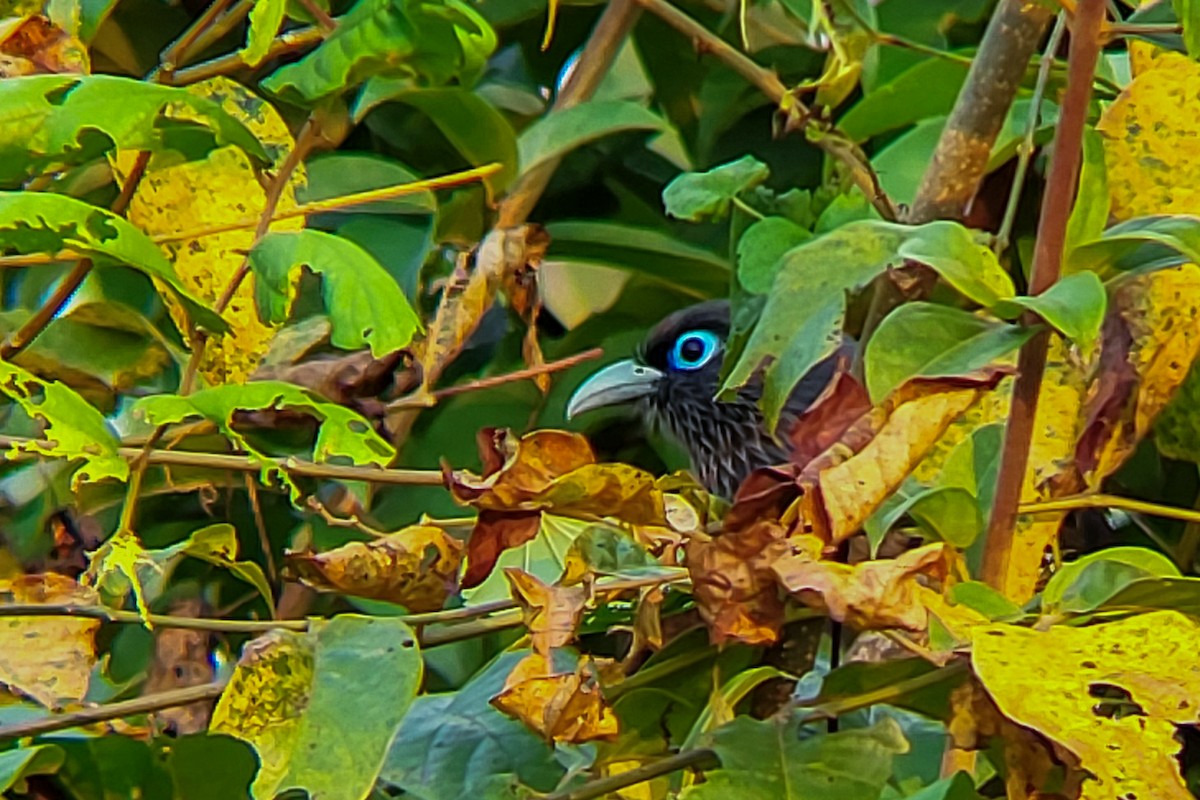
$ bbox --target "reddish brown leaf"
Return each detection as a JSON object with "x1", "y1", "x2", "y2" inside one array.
[
  {"x1": 685, "y1": 520, "x2": 791, "y2": 646},
  {"x1": 462, "y1": 510, "x2": 541, "y2": 589},
  {"x1": 0, "y1": 15, "x2": 88, "y2": 76},
  {"x1": 785, "y1": 359, "x2": 872, "y2": 470}
]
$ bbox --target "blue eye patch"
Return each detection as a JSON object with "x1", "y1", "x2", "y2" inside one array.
[{"x1": 668, "y1": 330, "x2": 721, "y2": 371}]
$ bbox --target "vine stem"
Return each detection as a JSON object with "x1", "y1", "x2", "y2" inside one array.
[
  {"x1": 388, "y1": 347, "x2": 604, "y2": 410},
  {"x1": 634, "y1": 0, "x2": 896, "y2": 221},
  {"x1": 168, "y1": 26, "x2": 325, "y2": 85},
  {"x1": 152, "y1": 0, "x2": 237, "y2": 80},
  {"x1": 542, "y1": 749, "x2": 718, "y2": 800},
  {"x1": 0, "y1": 681, "x2": 227, "y2": 742},
  {"x1": 981, "y1": 0, "x2": 1108, "y2": 594},
  {"x1": 0, "y1": 165, "x2": 502, "y2": 269},
  {"x1": 1020, "y1": 494, "x2": 1200, "y2": 527},
  {"x1": 994, "y1": 13, "x2": 1067, "y2": 259}
]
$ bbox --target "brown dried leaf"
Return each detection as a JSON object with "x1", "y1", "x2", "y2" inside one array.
[
  {"x1": 785, "y1": 359, "x2": 872, "y2": 470},
  {"x1": 450, "y1": 429, "x2": 666, "y2": 588},
  {"x1": 0, "y1": 15, "x2": 88, "y2": 76},
  {"x1": 491, "y1": 652, "x2": 620, "y2": 744},
  {"x1": 686, "y1": 521, "x2": 791, "y2": 646},
  {"x1": 504, "y1": 568, "x2": 587, "y2": 656},
  {"x1": 772, "y1": 541, "x2": 955, "y2": 633},
  {"x1": 286, "y1": 524, "x2": 462, "y2": 612},
  {"x1": 797, "y1": 371, "x2": 1008, "y2": 545},
  {"x1": 0, "y1": 574, "x2": 99, "y2": 708}
]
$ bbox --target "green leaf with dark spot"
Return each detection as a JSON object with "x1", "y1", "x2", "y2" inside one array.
[{"x1": 736, "y1": 216, "x2": 811, "y2": 294}]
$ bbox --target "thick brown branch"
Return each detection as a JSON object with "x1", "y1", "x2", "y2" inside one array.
[{"x1": 981, "y1": 0, "x2": 1107, "y2": 594}]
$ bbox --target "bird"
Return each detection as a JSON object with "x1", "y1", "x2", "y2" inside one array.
[{"x1": 566, "y1": 300, "x2": 849, "y2": 498}]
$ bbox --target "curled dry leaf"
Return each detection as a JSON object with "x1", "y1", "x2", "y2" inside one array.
[
  {"x1": 772, "y1": 541, "x2": 957, "y2": 634},
  {"x1": 491, "y1": 651, "x2": 620, "y2": 744},
  {"x1": 286, "y1": 524, "x2": 463, "y2": 612},
  {"x1": 784, "y1": 360, "x2": 873, "y2": 470},
  {"x1": 796, "y1": 369, "x2": 1009, "y2": 545},
  {"x1": 972, "y1": 610, "x2": 1200, "y2": 800},
  {"x1": 448, "y1": 429, "x2": 666, "y2": 588},
  {"x1": 0, "y1": 573, "x2": 100, "y2": 708},
  {"x1": 685, "y1": 520, "x2": 790, "y2": 646},
  {"x1": 504, "y1": 568, "x2": 587, "y2": 656}
]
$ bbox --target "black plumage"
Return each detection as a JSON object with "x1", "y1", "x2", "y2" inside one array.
[{"x1": 567, "y1": 300, "x2": 847, "y2": 498}]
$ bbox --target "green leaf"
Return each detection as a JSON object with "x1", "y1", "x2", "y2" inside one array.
[
  {"x1": 353, "y1": 85, "x2": 519, "y2": 194},
  {"x1": 683, "y1": 716, "x2": 909, "y2": 799},
  {"x1": 663, "y1": 155, "x2": 770, "y2": 222},
  {"x1": 0, "y1": 192, "x2": 226, "y2": 333},
  {"x1": 839, "y1": 55, "x2": 971, "y2": 141},
  {"x1": 164, "y1": 734, "x2": 260, "y2": 800},
  {"x1": 721, "y1": 220, "x2": 908, "y2": 427},
  {"x1": 864, "y1": 303, "x2": 1033, "y2": 402},
  {"x1": 1175, "y1": 0, "x2": 1200, "y2": 58},
  {"x1": 381, "y1": 650, "x2": 564, "y2": 797},
  {"x1": 518, "y1": 100, "x2": 666, "y2": 177},
  {"x1": 815, "y1": 659, "x2": 963, "y2": 720},
  {"x1": 241, "y1": 0, "x2": 288, "y2": 66},
  {"x1": 1041, "y1": 547, "x2": 1182, "y2": 614},
  {"x1": 1098, "y1": 575, "x2": 1200, "y2": 617},
  {"x1": 564, "y1": 523, "x2": 669, "y2": 580},
  {"x1": 46, "y1": 0, "x2": 121, "y2": 42},
  {"x1": 897, "y1": 220, "x2": 1015, "y2": 308},
  {"x1": 904, "y1": 772, "x2": 987, "y2": 800},
  {"x1": 248, "y1": 229, "x2": 422, "y2": 357},
  {"x1": 736, "y1": 216, "x2": 811, "y2": 294},
  {"x1": 1069, "y1": 214, "x2": 1200, "y2": 274},
  {"x1": 993, "y1": 272, "x2": 1107, "y2": 351},
  {"x1": 134, "y1": 381, "x2": 395, "y2": 502},
  {"x1": 681, "y1": 666, "x2": 787, "y2": 750},
  {"x1": 1063, "y1": 129, "x2": 1110, "y2": 260},
  {"x1": 155, "y1": 524, "x2": 275, "y2": 609},
  {"x1": 0, "y1": 360, "x2": 127, "y2": 487},
  {"x1": 262, "y1": 0, "x2": 497, "y2": 104},
  {"x1": 947, "y1": 582, "x2": 1023, "y2": 622},
  {"x1": 0, "y1": 744, "x2": 65, "y2": 793},
  {"x1": 0, "y1": 75, "x2": 267, "y2": 185},
  {"x1": 544, "y1": 221, "x2": 730, "y2": 297},
  {"x1": 211, "y1": 615, "x2": 422, "y2": 800}
]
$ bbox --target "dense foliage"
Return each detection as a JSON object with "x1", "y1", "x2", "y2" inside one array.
[{"x1": 4, "y1": 0, "x2": 1200, "y2": 798}]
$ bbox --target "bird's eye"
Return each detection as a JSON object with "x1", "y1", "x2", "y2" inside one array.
[{"x1": 668, "y1": 330, "x2": 721, "y2": 371}]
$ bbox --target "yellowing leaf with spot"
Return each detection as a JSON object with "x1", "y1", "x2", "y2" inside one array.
[
  {"x1": 211, "y1": 616, "x2": 421, "y2": 800},
  {"x1": 114, "y1": 77, "x2": 303, "y2": 386},
  {"x1": 796, "y1": 371, "x2": 1008, "y2": 545},
  {"x1": 504, "y1": 568, "x2": 586, "y2": 656},
  {"x1": 972, "y1": 610, "x2": 1200, "y2": 800},
  {"x1": 0, "y1": 574, "x2": 99, "y2": 708},
  {"x1": 286, "y1": 524, "x2": 462, "y2": 612},
  {"x1": 1098, "y1": 51, "x2": 1200, "y2": 222},
  {"x1": 491, "y1": 651, "x2": 620, "y2": 744}
]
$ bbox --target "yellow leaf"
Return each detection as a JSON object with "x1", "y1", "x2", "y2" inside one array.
[
  {"x1": 83, "y1": 528, "x2": 157, "y2": 625},
  {"x1": 972, "y1": 610, "x2": 1200, "y2": 800},
  {"x1": 114, "y1": 77, "x2": 304, "y2": 386},
  {"x1": 0, "y1": 574, "x2": 99, "y2": 708},
  {"x1": 491, "y1": 651, "x2": 620, "y2": 744},
  {"x1": 210, "y1": 629, "x2": 314, "y2": 797},
  {"x1": 504, "y1": 568, "x2": 587, "y2": 656},
  {"x1": 0, "y1": 14, "x2": 88, "y2": 76},
  {"x1": 286, "y1": 524, "x2": 463, "y2": 612}
]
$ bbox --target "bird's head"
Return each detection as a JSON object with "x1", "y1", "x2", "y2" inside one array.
[{"x1": 567, "y1": 300, "x2": 784, "y2": 497}]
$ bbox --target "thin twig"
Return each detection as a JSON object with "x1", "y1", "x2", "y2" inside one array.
[
  {"x1": 995, "y1": 14, "x2": 1067, "y2": 259},
  {"x1": 982, "y1": 0, "x2": 1107, "y2": 594},
  {"x1": 0, "y1": 681, "x2": 227, "y2": 742},
  {"x1": 795, "y1": 660, "x2": 969, "y2": 723},
  {"x1": 153, "y1": 0, "x2": 237, "y2": 80},
  {"x1": 167, "y1": 25, "x2": 324, "y2": 85},
  {"x1": 0, "y1": 151, "x2": 151, "y2": 361},
  {"x1": 633, "y1": 0, "x2": 897, "y2": 221},
  {"x1": 295, "y1": 0, "x2": 337, "y2": 32},
  {"x1": 388, "y1": 347, "x2": 604, "y2": 410},
  {"x1": 543, "y1": 749, "x2": 719, "y2": 800},
  {"x1": 0, "y1": 434, "x2": 446, "y2": 486},
  {"x1": 245, "y1": 473, "x2": 278, "y2": 580},
  {"x1": 1020, "y1": 493, "x2": 1200, "y2": 527}
]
